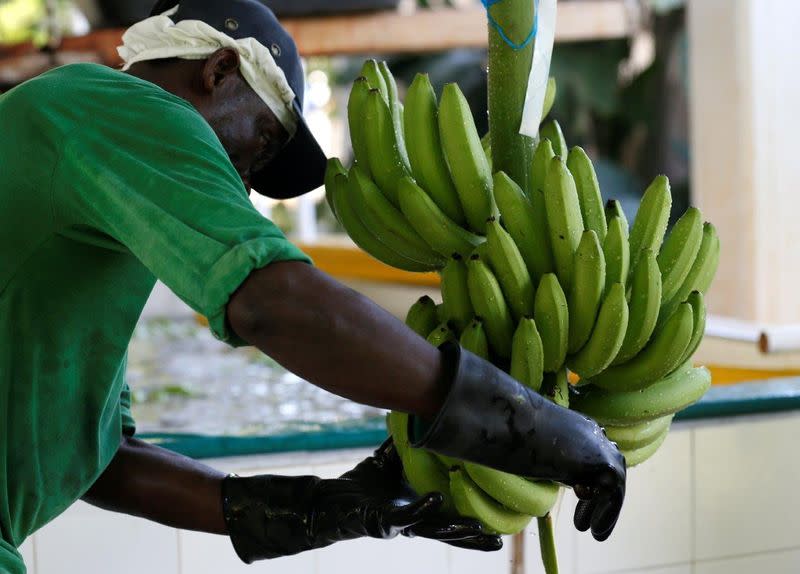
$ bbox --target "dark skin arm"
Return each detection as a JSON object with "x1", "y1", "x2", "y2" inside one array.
[
  {"x1": 225, "y1": 261, "x2": 449, "y2": 418},
  {"x1": 82, "y1": 436, "x2": 228, "y2": 535},
  {"x1": 83, "y1": 261, "x2": 448, "y2": 532}
]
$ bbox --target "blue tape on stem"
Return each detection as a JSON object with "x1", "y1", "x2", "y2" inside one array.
[{"x1": 481, "y1": 0, "x2": 540, "y2": 51}]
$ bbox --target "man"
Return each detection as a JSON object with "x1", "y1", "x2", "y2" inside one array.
[{"x1": 0, "y1": 0, "x2": 626, "y2": 571}]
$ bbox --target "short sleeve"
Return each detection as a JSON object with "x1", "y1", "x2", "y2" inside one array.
[
  {"x1": 120, "y1": 382, "x2": 136, "y2": 437},
  {"x1": 52, "y1": 91, "x2": 311, "y2": 345}
]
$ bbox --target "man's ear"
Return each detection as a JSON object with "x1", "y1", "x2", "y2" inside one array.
[{"x1": 201, "y1": 48, "x2": 241, "y2": 93}]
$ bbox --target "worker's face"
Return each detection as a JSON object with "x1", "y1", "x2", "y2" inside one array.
[{"x1": 195, "y1": 49, "x2": 290, "y2": 190}]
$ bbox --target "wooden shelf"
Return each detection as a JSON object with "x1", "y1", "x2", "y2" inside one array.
[{"x1": 1, "y1": 1, "x2": 639, "y2": 79}]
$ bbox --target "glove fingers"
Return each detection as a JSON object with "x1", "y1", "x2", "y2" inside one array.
[
  {"x1": 388, "y1": 492, "x2": 444, "y2": 527},
  {"x1": 405, "y1": 519, "x2": 484, "y2": 541},
  {"x1": 590, "y1": 490, "x2": 624, "y2": 542},
  {"x1": 574, "y1": 498, "x2": 595, "y2": 532},
  {"x1": 445, "y1": 535, "x2": 504, "y2": 552}
]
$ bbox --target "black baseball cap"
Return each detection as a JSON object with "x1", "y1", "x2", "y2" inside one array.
[{"x1": 149, "y1": 0, "x2": 327, "y2": 199}]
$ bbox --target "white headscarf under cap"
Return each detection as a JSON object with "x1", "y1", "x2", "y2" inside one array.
[{"x1": 117, "y1": 5, "x2": 298, "y2": 137}]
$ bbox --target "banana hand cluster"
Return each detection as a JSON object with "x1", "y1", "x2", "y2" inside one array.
[{"x1": 328, "y1": 61, "x2": 721, "y2": 534}]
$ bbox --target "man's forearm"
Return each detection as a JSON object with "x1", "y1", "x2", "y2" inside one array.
[
  {"x1": 82, "y1": 437, "x2": 227, "y2": 535},
  {"x1": 227, "y1": 262, "x2": 448, "y2": 418}
]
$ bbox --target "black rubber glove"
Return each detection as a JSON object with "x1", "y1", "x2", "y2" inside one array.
[
  {"x1": 409, "y1": 343, "x2": 626, "y2": 542},
  {"x1": 222, "y1": 438, "x2": 502, "y2": 563}
]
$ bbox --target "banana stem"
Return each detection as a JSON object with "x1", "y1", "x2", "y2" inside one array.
[
  {"x1": 487, "y1": 0, "x2": 536, "y2": 192},
  {"x1": 537, "y1": 514, "x2": 559, "y2": 574}
]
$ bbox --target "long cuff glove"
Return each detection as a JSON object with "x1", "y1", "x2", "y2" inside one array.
[
  {"x1": 409, "y1": 342, "x2": 627, "y2": 542},
  {"x1": 222, "y1": 438, "x2": 502, "y2": 563}
]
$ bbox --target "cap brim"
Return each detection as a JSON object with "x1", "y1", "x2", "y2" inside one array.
[{"x1": 251, "y1": 100, "x2": 327, "y2": 200}]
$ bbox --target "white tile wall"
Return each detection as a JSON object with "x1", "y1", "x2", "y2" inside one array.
[
  {"x1": 575, "y1": 429, "x2": 693, "y2": 574},
  {"x1": 695, "y1": 548, "x2": 800, "y2": 574},
  {"x1": 17, "y1": 413, "x2": 800, "y2": 574},
  {"x1": 448, "y1": 536, "x2": 512, "y2": 574},
  {"x1": 694, "y1": 412, "x2": 800, "y2": 560},
  {"x1": 179, "y1": 530, "x2": 314, "y2": 574},
  {"x1": 34, "y1": 501, "x2": 179, "y2": 574}
]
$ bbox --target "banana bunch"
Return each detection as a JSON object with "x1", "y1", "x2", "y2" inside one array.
[
  {"x1": 326, "y1": 60, "x2": 721, "y2": 535},
  {"x1": 326, "y1": 60, "x2": 493, "y2": 275}
]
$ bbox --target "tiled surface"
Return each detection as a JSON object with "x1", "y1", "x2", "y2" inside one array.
[
  {"x1": 179, "y1": 530, "x2": 314, "y2": 574},
  {"x1": 694, "y1": 413, "x2": 800, "y2": 560},
  {"x1": 34, "y1": 501, "x2": 179, "y2": 574},
  {"x1": 316, "y1": 536, "x2": 450, "y2": 574},
  {"x1": 694, "y1": 548, "x2": 800, "y2": 574},
  {"x1": 448, "y1": 535, "x2": 512, "y2": 574},
  {"x1": 19, "y1": 416, "x2": 800, "y2": 574},
  {"x1": 576, "y1": 430, "x2": 692, "y2": 574}
]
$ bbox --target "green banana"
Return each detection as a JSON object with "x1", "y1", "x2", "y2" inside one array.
[
  {"x1": 324, "y1": 157, "x2": 348, "y2": 220},
  {"x1": 605, "y1": 199, "x2": 629, "y2": 238},
  {"x1": 628, "y1": 175, "x2": 672, "y2": 276},
  {"x1": 544, "y1": 157, "x2": 584, "y2": 291},
  {"x1": 604, "y1": 415, "x2": 674, "y2": 451},
  {"x1": 567, "y1": 146, "x2": 608, "y2": 243},
  {"x1": 363, "y1": 89, "x2": 413, "y2": 205},
  {"x1": 659, "y1": 222, "x2": 720, "y2": 328},
  {"x1": 360, "y1": 59, "x2": 389, "y2": 102},
  {"x1": 436, "y1": 302, "x2": 446, "y2": 324},
  {"x1": 622, "y1": 424, "x2": 670, "y2": 468},
  {"x1": 680, "y1": 291, "x2": 707, "y2": 364},
  {"x1": 387, "y1": 410, "x2": 410, "y2": 460},
  {"x1": 692, "y1": 223, "x2": 721, "y2": 295},
  {"x1": 404, "y1": 74, "x2": 466, "y2": 225},
  {"x1": 494, "y1": 172, "x2": 555, "y2": 282},
  {"x1": 510, "y1": 318, "x2": 545, "y2": 392},
  {"x1": 590, "y1": 302, "x2": 695, "y2": 392},
  {"x1": 542, "y1": 369, "x2": 570, "y2": 409},
  {"x1": 568, "y1": 283, "x2": 630, "y2": 379},
  {"x1": 466, "y1": 255, "x2": 516, "y2": 359},
  {"x1": 567, "y1": 230, "x2": 606, "y2": 354},
  {"x1": 542, "y1": 77, "x2": 557, "y2": 121},
  {"x1": 481, "y1": 132, "x2": 493, "y2": 172},
  {"x1": 450, "y1": 468, "x2": 533, "y2": 535},
  {"x1": 571, "y1": 364, "x2": 711, "y2": 426},
  {"x1": 347, "y1": 78, "x2": 372, "y2": 175},
  {"x1": 398, "y1": 177, "x2": 485, "y2": 259},
  {"x1": 485, "y1": 216, "x2": 536, "y2": 321},
  {"x1": 658, "y1": 207, "x2": 703, "y2": 303},
  {"x1": 405, "y1": 295, "x2": 439, "y2": 338},
  {"x1": 349, "y1": 165, "x2": 445, "y2": 267},
  {"x1": 377, "y1": 61, "x2": 409, "y2": 167},
  {"x1": 439, "y1": 83, "x2": 495, "y2": 233},
  {"x1": 330, "y1": 173, "x2": 433, "y2": 272},
  {"x1": 463, "y1": 462, "x2": 559, "y2": 517},
  {"x1": 603, "y1": 215, "x2": 630, "y2": 292},
  {"x1": 440, "y1": 255, "x2": 474, "y2": 333},
  {"x1": 530, "y1": 138, "x2": 556, "y2": 195},
  {"x1": 401, "y1": 446, "x2": 455, "y2": 513},
  {"x1": 539, "y1": 119, "x2": 567, "y2": 159},
  {"x1": 435, "y1": 454, "x2": 462, "y2": 470},
  {"x1": 427, "y1": 322, "x2": 457, "y2": 347},
  {"x1": 534, "y1": 274, "x2": 569, "y2": 373},
  {"x1": 460, "y1": 318, "x2": 490, "y2": 360},
  {"x1": 613, "y1": 249, "x2": 662, "y2": 365}
]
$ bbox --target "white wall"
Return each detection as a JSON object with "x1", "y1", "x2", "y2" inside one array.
[
  {"x1": 688, "y1": 0, "x2": 800, "y2": 324},
  {"x1": 16, "y1": 412, "x2": 800, "y2": 574}
]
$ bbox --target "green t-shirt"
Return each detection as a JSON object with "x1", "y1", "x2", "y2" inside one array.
[{"x1": 0, "y1": 63, "x2": 310, "y2": 573}]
